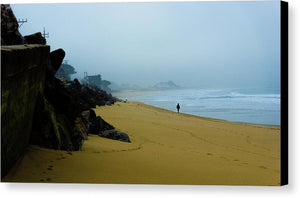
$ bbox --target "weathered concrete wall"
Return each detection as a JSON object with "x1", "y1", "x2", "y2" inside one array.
[{"x1": 1, "y1": 44, "x2": 50, "y2": 177}]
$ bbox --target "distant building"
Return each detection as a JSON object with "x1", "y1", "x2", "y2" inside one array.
[
  {"x1": 83, "y1": 72, "x2": 111, "y2": 93},
  {"x1": 84, "y1": 74, "x2": 102, "y2": 88}
]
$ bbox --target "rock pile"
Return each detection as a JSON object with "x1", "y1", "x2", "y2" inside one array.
[
  {"x1": 28, "y1": 44, "x2": 127, "y2": 150},
  {"x1": 30, "y1": 50, "x2": 119, "y2": 150},
  {"x1": 99, "y1": 130, "x2": 131, "y2": 143}
]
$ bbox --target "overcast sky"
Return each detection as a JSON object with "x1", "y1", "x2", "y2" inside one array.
[{"x1": 11, "y1": 1, "x2": 280, "y2": 90}]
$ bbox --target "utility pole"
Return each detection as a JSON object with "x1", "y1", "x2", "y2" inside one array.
[
  {"x1": 84, "y1": 72, "x2": 88, "y2": 82},
  {"x1": 17, "y1": 18, "x2": 27, "y2": 28},
  {"x1": 42, "y1": 27, "x2": 49, "y2": 39}
]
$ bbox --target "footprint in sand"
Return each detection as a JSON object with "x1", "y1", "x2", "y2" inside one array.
[
  {"x1": 206, "y1": 153, "x2": 213, "y2": 156},
  {"x1": 47, "y1": 165, "x2": 53, "y2": 171},
  {"x1": 40, "y1": 178, "x2": 52, "y2": 182},
  {"x1": 220, "y1": 157, "x2": 230, "y2": 161},
  {"x1": 258, "y1": 166, "x2": 267, "y2": 169}
]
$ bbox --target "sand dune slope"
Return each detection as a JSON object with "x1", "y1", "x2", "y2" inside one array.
[{"x1": 3, "y1": 101, "x2": 280, "y2": 185}]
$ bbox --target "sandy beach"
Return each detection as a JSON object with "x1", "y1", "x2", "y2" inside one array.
[{"x1": 3, "y1": 101, "x2": 280, "y2": 185}]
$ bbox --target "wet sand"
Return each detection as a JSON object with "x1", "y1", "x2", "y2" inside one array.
[{"x1": 3, "y1": 101, "x2": 280, "y2": 185}]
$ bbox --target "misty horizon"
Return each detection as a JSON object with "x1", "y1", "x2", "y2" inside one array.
[{"x1": 11, "y1": 1, "x2": 280, "y2": 91}]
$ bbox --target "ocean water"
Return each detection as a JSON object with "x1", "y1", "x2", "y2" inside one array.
[{"x1": 121, "y1": 88, "x2": 280, "y2": 126}]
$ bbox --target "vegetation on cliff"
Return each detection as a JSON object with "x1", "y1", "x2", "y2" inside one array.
[{"x1": 55, "y1": 63, "x2": 76, "y2": 81}]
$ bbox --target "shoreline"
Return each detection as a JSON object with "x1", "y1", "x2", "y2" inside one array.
[
  {"x1": 117, "y1": 100, "x2": 280, "y2": 128},
  {"x1": 3, "y1": 101, "x2": 280, "y2": 185},
  {"x1": 111, "y1": 89, "x2": 280, "y2": 126}
]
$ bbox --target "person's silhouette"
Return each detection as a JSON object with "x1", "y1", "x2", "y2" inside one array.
[{"x1": 176, "y1": 103, "x2": 180, "y2": 113}]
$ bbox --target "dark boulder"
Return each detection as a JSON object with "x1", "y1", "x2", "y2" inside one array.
[
  {"x1": 45, "y1": 78, "x2": 78, "y2": 119},
  {"x1": 98, "y1": 116, "x2": 115, "y2": 131},
  {"x1": 1, "y1": 4, "x2": 24, "y2": 45},
  {"x1": 98, "y1": 129, "x2": 131, "y2": 143},
  {"x1": 47, "y1": 49, "x2": 65, "y2": 78},
  {"x1": 74, "y1": 117, "x2": 88, "y2": 141},
  {"x1": 24, "y1": 32, "x2": 46, "y2": 45},
  {"x1": 81, "y1": 109, "x2": 95, "y2": 134},
  {"x1": 31, "y1": 95, "x2": 74, "y2": 150},
  {"x1": 86, "y1": 109, "x2": 114, "y2": 134},
  {"x1": 70, "y1": 78, "x2": 82, "y2": 91},
  {"x1": 81, "y1": 110, "x2": 92, "y2": 131}
]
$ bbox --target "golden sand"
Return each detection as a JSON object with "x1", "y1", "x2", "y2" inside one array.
[{"x1": 3, "y1": 101, "x2": 280, "y2": 185}]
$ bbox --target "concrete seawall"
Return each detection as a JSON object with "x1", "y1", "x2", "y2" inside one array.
[{"x1": 1, "y1": 44, "x2": 50, "y2": 177}]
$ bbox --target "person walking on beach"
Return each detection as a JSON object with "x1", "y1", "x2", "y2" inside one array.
[{"x1": 176, "y1": 103, "x2": 180, "y2": 113}]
